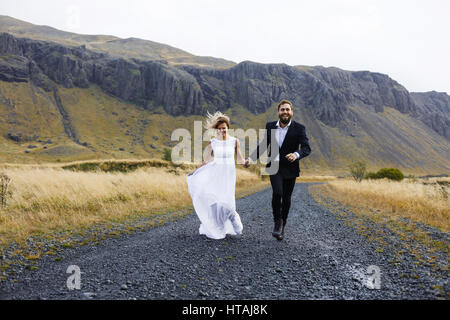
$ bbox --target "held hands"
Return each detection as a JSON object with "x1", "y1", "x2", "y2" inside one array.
[
  {"x1": 240, "y1": 155, "x2": 296, "y2": 167},
  {"x1": 285, "y1": 153, "x2": 297, "y2": 163}
]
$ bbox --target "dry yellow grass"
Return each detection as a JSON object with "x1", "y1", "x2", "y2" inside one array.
[
  {"x1": 0, "y1": 158, "x2": 197, "y2": 170},
  {"x1": 296, "y1": 175, "x2": 338, "y2": 182},
  {"x1": 317, "y1": 178, "x2": 449, "y2": 232},
  {"x1": 420, "y1": 177, "x2": 450, "y2": 183},
  {"x1": 0, "y1": 165, "x2": 268, "y2": 246}
]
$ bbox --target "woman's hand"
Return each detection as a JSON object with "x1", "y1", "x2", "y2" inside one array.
[
  {"x1": 235, "y1": 139, "x2": 250, "y2": 168},
  {"x1": 188, "y1": 161, "x2": 208, "y2": 176}
]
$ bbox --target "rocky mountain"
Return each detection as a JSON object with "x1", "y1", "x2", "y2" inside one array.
[
  {"x1": 0, "y1": 15, "x2": 234, "y2": 68},
  {"x1": 0, "y1": 17, "x2": 448, "y2": 173},
  {"x1": 410, "y1": 91, "x2": 450, "y2": 140}
]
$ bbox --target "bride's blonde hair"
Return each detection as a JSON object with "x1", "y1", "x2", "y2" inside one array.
[{"x1": 204, "y1": 111, "x2": 231, "y2": 137}]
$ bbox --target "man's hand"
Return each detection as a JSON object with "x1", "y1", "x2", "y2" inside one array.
[{"x1": 285, "y1": 153, "x2": 297, "y2": 163}]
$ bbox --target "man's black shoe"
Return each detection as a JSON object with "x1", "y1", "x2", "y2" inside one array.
[
  {"x1": 279, "y1": 220, "x2": 286, "y2": 240},
  {"x1": 272, "y1": 219, "x2": 283, "y2": 240}
]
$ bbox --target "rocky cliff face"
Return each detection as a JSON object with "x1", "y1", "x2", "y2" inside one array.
[
  {"x1": 0, "y1": 15, "x2": 235, "y2": 69},
  {"x1": 179, "y1": 62, "x2": 418, "y2": 127},
  {"x1": 0, "y1": 32, "x2": 448, "y2": 140},
  {"x1": 410, "y1": 91, "x2": 450, "y2": 140},
  {"x1": 0, "y1": 33, "x2": 205, "y2": 116}
]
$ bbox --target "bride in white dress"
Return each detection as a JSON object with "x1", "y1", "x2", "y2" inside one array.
[{"x1": 186, "y1": 111, "x2": 250, "y2": 239}]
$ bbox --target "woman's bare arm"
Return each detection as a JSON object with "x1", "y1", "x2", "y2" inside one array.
[
  {"x1": 235, "y1": 138, "x2": 249, "y2": 167},
  {"x1": 188, "y1": 142, "x2": 213, "y2": 176},
  {"x1": 202, "y1": 141, "x2": 214, "y2": 165}
]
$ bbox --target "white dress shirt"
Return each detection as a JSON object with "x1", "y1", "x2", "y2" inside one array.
[{"x1": 274, "y1": 119, "x2": 300, "y2": 161}]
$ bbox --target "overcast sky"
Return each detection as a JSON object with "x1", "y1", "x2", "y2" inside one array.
[{"x1": 1, "y1": 0, "x2": 449, "y2": 93}]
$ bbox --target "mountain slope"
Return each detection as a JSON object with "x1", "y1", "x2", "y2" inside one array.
[
  {"x1": 1, "y1": 79, "x2": 448, "y2": 173},
  {"x1": 410, "y1": 91, "x2": 450, "y2": 139},
  {"x1": 0, "y1": 17, "x2": 448, "y2": 173},
  {"x1": 0, "y1": 15, "x2": 235, "y2": 68}
]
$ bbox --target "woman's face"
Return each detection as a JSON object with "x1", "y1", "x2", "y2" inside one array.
[{"x1": 216, "y1": 122, "x2": 228, "y2": 139}]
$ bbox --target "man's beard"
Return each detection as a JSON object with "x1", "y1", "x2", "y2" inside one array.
[{"x1": 279, "y1": 114, "x2": 291, "y2": 124}]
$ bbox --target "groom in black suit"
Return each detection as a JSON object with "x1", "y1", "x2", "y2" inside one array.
[{"x1": 248, "y1": 100, "x2": 311, "y2": 240}]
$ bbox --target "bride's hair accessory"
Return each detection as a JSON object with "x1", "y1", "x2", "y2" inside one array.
[{"x1": 204, "y1": 111, "x2": 231, "y2": 138}]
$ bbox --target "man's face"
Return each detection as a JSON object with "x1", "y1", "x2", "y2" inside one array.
[{"x1": 278, "y1": 103, "x2": 293, "y2": 124}]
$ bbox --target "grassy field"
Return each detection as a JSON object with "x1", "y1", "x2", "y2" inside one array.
[
  {"x1": 0, "y1": 159, "x2": 269, "y2": 248},
  {"x1": 309, "y1": 177, "x2": 450, "y2": 232},
  {"x1": 309, "y1": 176, "x2": 449, "y2": 296},
  {"x1": 0, "y1": 156, "x2": 448, "y2": 250}
]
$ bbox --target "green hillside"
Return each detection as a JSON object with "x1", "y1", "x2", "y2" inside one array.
[{"x1": 1, "y1": 81, "x2": 448, "y2": 175}]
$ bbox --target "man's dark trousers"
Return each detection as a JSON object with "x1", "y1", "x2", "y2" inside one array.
[{"x1": 269, "y1": 169, "x2": 296, "y2": 224}]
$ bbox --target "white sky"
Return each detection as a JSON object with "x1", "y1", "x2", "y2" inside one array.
[{"x1": 1, "y1": 0, "x2": 449, "y2": 93}]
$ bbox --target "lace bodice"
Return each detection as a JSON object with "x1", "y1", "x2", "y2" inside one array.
[{"x1": 211, "y1": 136, "x2": 236, "y2": 164}]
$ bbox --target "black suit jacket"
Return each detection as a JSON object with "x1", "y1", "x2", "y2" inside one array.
[{"x1": 250, "y1": 120, "x2": 311, "y2": 178}]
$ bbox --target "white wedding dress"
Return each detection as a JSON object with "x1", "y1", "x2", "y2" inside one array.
[{"x1": 186, "y1": 136, "x2": 243, "y2": 239}]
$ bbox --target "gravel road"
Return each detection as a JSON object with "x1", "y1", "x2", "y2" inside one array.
[{"x1": 0, "y1": 183, "x2": 447, "y2": 300}]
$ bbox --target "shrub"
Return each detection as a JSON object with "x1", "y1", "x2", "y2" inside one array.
[
  {"x1": 376, "y1": 168, "x2": 404, "y2": 181},
  {"x1": 0, "y1": 172, "x2": 12, "y2": 208},
  {"x1": 364, "y1": 172, "x2": 379, "y2": 180},
  {"x1": 163, "y1": 148, "x2": 172, "y2": 162},
  {"x1": 365, "y1": 168, "x2": 404, "y2": 181},
  {"x1": 348, "y1": 161, "x2": 366, "y2": 182}
]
